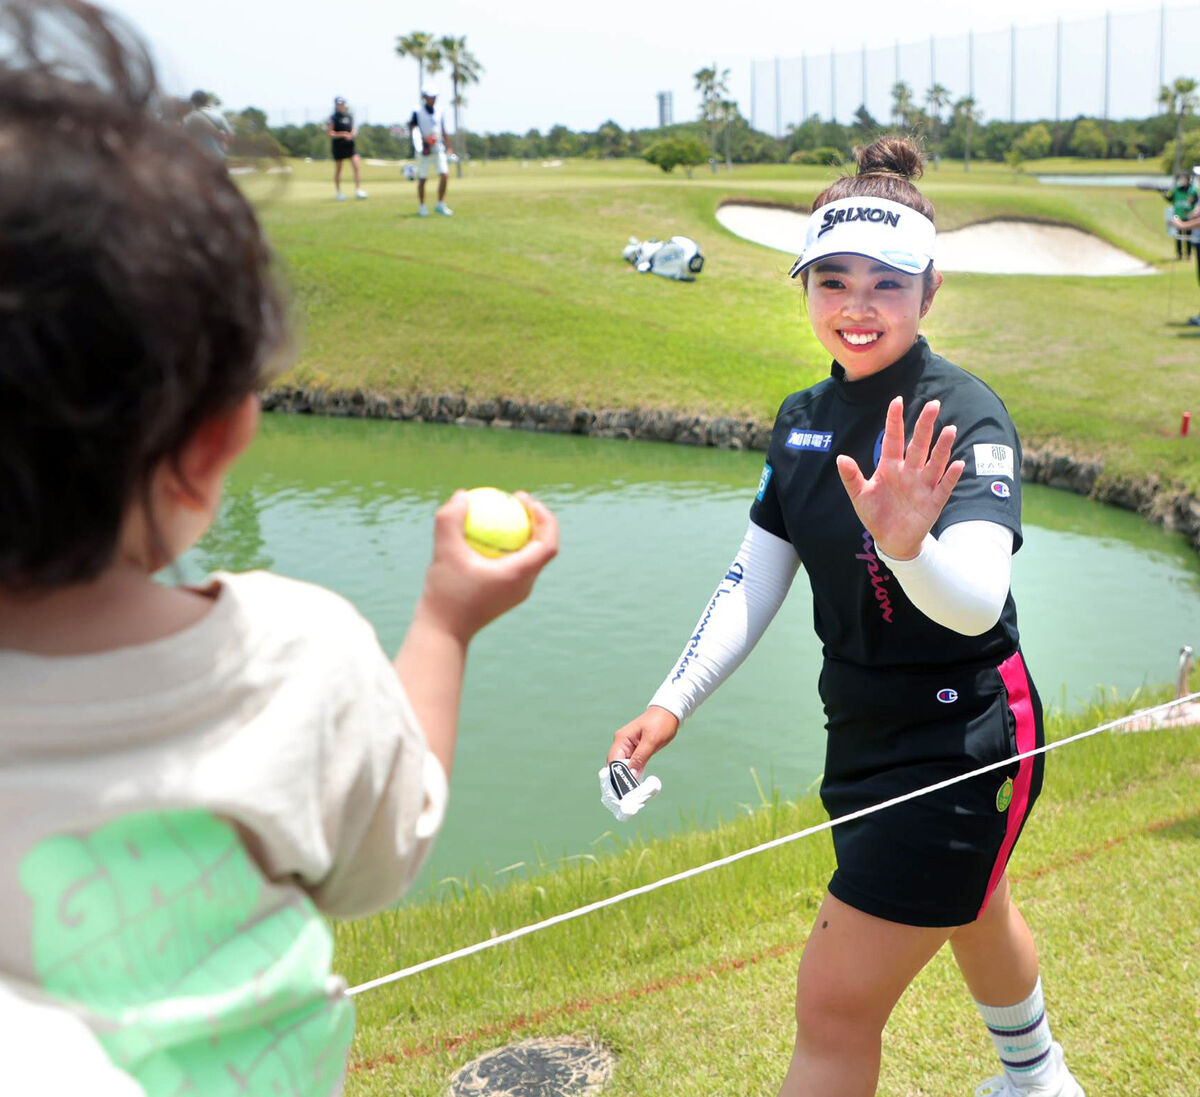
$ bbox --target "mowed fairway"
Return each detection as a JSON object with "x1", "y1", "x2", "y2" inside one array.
[{"x1": 249, "y1": 157, "x2": 1200, "y2": 491}]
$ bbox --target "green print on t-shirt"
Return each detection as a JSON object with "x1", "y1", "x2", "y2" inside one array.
[{"x1": 20, "y1": 810, "x2": 354, "y2": 1096}]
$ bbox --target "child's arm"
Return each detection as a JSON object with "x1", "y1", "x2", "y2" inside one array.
[{"x1": 394, "y1": 490, "x2": 558, "y2": 777}]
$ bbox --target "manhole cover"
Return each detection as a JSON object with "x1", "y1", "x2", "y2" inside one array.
[{"x1": 448, "y1": 1035, "x2": 616, "y2": 1096}]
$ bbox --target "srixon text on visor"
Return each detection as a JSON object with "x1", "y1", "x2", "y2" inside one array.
[{"x1": 817, "y1": 207, "x2": 902, "y2": 238}]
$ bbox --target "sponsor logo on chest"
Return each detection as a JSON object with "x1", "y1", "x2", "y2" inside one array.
[
  {"x1": 854, "y1": 529, "x2": 894, "y2": 624},
  {"x1": 785, "y1": 429, "x2": 833, "y2": 452}
]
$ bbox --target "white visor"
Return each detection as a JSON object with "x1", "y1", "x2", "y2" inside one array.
[{"x1": 789, "y1": 196, "x2": 936, "y2": 278}]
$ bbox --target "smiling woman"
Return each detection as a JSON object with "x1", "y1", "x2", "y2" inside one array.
[
  {"x1": 801, "y1": 254, "x2": 936, "y2": 380},
  {"x1": 603, "y1": 135, "x2": 1088, "y2": 1097}
]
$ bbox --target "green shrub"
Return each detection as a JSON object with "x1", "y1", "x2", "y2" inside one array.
[
  {"x1": 1014, "y1": 123, "x2": 1053, "y2": 160},
  {"x1": 788, "y1": 145, "x2": 845, "y2": 166},
  {"x1": 1068, "y1": 118, "x2": 1108, "y2": 158},
  {"x1": 1161, "y1": 131, "x2": 1200, "y2": 174},
  {"x1": 643, "y1": 136, "x2": 710, "y2": 177}
]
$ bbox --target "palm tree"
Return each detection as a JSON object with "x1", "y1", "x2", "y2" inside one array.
[
  {"x1": 437, "y1": 35, "x2": 484, "y2": 177},
  {"x1": 395, "y1": 32, "x2": 438, "y2": 95},
  {"x1": 1160, "y1": 77, "x2": 1199, "y2": 177},
  {"x1": 953, "y1": 96, "x2": 983, "y2": 172},
  {"x1": 718, "y1": 98, "x2": 740, "y2": 171},
  {"x1": 925, "y1": 83, "x2": 951, "y2": 168},
  {"x1": 891, "y1": 81, "x2": 913, "y2": 129},
  {"x1": 694, "y1": 64, "x2": 729, "y2": 172}
]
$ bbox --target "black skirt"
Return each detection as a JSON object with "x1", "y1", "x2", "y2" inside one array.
[{"x1": 817, "y1": 651, "x2": 1044, "y2": 927}]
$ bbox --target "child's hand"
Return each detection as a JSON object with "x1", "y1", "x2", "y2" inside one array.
[{"x1": 415, "y1": 490, "x2": 558, "y2": 644}]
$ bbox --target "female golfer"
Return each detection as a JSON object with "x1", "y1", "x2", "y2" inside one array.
[{"x1": 606, "y1": 136, "x2": 1085, "y2": 1097}]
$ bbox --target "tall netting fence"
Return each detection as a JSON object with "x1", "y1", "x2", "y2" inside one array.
[{"x1": 750, "y1": 4, "x2": 1200, "y2": 135}]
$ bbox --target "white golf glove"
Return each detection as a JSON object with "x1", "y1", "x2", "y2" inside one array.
[{"x1": 599, "y1": 759, "x2": 662, "y2": 822}]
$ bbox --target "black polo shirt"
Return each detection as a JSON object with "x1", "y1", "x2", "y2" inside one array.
[
  {"x1": 330, "y1": 110, "x2": 354, "y2": 153},
  {"x1": 750, "y1": 337, "x2": 1024, "y2": 672}
]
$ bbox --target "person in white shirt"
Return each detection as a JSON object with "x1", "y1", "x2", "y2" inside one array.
[
  {"x1": 408, "y1": 83, "x2": 455, "y2": 216},
  {"x1": 0, "y1": 2, "x2": 559, "y2": 1092},
  {"x1": 181, "y1": 88, "x2": 232, "y2": 161}
]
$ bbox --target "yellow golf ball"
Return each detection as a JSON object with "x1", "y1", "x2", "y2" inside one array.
[{"x1": 463, "y1": 487, "x2": 532, "y2": 558}]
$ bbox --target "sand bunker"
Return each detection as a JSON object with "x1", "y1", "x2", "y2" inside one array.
[{"x1": 716, "y1": 203, "x2": 1156, "y2": 277}]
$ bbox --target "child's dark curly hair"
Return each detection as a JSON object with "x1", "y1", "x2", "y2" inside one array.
[{"x1": 0, "y1": 0, "x2": 288, "y2": 591}]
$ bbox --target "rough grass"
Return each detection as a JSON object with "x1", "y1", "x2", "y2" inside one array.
[
  {"x1": 334, "y1": 692, "x2": 1200, "y2": 1096},
  {"x1": 247, "y1": 157, "x2": 1200, "y2": 494}
]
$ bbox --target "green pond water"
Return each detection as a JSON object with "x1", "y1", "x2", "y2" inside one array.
[{"x1": 179, "y1": 414, "x2": 1200, "y2": 895}]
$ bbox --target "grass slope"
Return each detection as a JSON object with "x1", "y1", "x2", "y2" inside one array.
[
  {"x1": 335, "y1": 696, "x2": 1200, "y2": 1096},
  {"x1": 248, "y1": 157, "x2": 1200, "y2": 492}
]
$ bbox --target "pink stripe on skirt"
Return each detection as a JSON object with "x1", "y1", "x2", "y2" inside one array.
[{"x1": 978, "y1": 650, "x2": 1038, "y2": 917}]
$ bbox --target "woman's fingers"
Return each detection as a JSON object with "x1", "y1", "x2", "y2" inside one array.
[
  {"x1": 876, "y1": 396, "x2": 907, "y2": 466},
  {"x1": 925, "y1": 423, "x2": 958, "y2": 484},
  {"x1": 903, "y1": 399, "x2": 941, "y2": 473},
  {"x1": 835, "y1": 453, "x2": 867, "y2": 500}
]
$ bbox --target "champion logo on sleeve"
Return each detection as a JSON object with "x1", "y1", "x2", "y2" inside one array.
[{"x1": 785, "y1": 429, "x2": 833, "y2": 452}]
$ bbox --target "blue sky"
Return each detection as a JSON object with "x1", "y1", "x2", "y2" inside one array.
[{"x1": 104, "y1": 0, "x2": 1198, "y2": 133}]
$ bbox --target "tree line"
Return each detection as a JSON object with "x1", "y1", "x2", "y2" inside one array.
[{"x1": 213, "y1": 56, "x2": 1198, "y2": 174}]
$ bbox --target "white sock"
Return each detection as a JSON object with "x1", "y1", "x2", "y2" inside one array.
[{"x1": 975, "y1": 977, "x2": 1059, "y2": 1090}]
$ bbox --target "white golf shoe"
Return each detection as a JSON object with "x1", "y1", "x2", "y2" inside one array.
[
  {"x1": 335, "y1": 192, "x2": 346, "y2": 202},
  {"x1": 418, "y1": 203, "x2": 429, "y2": 217},
  {"x1": 975, "y1": 1044, "x2": 1084, "y2": 1097},
  {"x1": 435, "y1": 201, "x2": 453, "y2": 216},
  {"x1": 355, "y1": 189, "x2": 367, "y2": 199}
]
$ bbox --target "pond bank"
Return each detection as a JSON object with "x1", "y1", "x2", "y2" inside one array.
[{"x1": 261, "y1": 384, "x2": 1200, "y2": 554}]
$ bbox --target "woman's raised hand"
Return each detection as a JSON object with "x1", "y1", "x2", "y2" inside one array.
[{"x1": 835, "y1": 396, "x2": 964, "y2": 560}]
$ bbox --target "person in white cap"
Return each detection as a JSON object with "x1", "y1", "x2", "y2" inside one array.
[
  {"x1": 605, "y1": 135, "x2": 1086, "y2": 1097},
  {"x1": 407, "y1": 84, "x2": 454, "y2": 216},
  {"x1": 1169, "y1": 166, "x2": 1200, "y2": 325},
  {"x1": 327, "y1": 96, "x2": 366, "y2": 201}
]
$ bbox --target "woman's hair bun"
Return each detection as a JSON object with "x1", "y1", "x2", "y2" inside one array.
[{"x1": 854, "y1": 136, "x2": 925, "y2": 183}]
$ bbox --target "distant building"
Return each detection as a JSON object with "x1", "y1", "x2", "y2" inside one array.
[{"x1": 656, "y1": 91, "x2": 673, "y2": 128}]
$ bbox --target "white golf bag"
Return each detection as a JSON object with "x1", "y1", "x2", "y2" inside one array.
[{"x1": 622, "y1": 235, "x2": 705, "y2": 281}]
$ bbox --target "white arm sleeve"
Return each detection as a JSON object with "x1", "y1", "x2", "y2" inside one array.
[
  {"x1": 876, "y1": 520, "x2": 1014, "y2": 636},
  {"x1": 648, "y1": 521, "x2": 800, "y2": 724}
]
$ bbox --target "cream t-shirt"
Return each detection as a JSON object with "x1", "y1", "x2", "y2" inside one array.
[{"x1": 0, "y1": 570, "x2": 447, "y2": 1094}]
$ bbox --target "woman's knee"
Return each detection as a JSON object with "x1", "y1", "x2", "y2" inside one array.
[{"x1": 793, "y1": 966, "x2": 889, "y2": 1046}]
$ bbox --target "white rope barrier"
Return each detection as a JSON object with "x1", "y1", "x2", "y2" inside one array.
[{"x1": 346, "y1": 690, "x2": 1200, "y2": 997}]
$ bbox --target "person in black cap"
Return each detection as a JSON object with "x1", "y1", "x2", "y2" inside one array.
[
  {"x1": 605, "y1": 135, "x2": 1086, "y2": 1097},
  {"x1": 327, "y1": 96, "x2": 365, "y2": 201}
]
